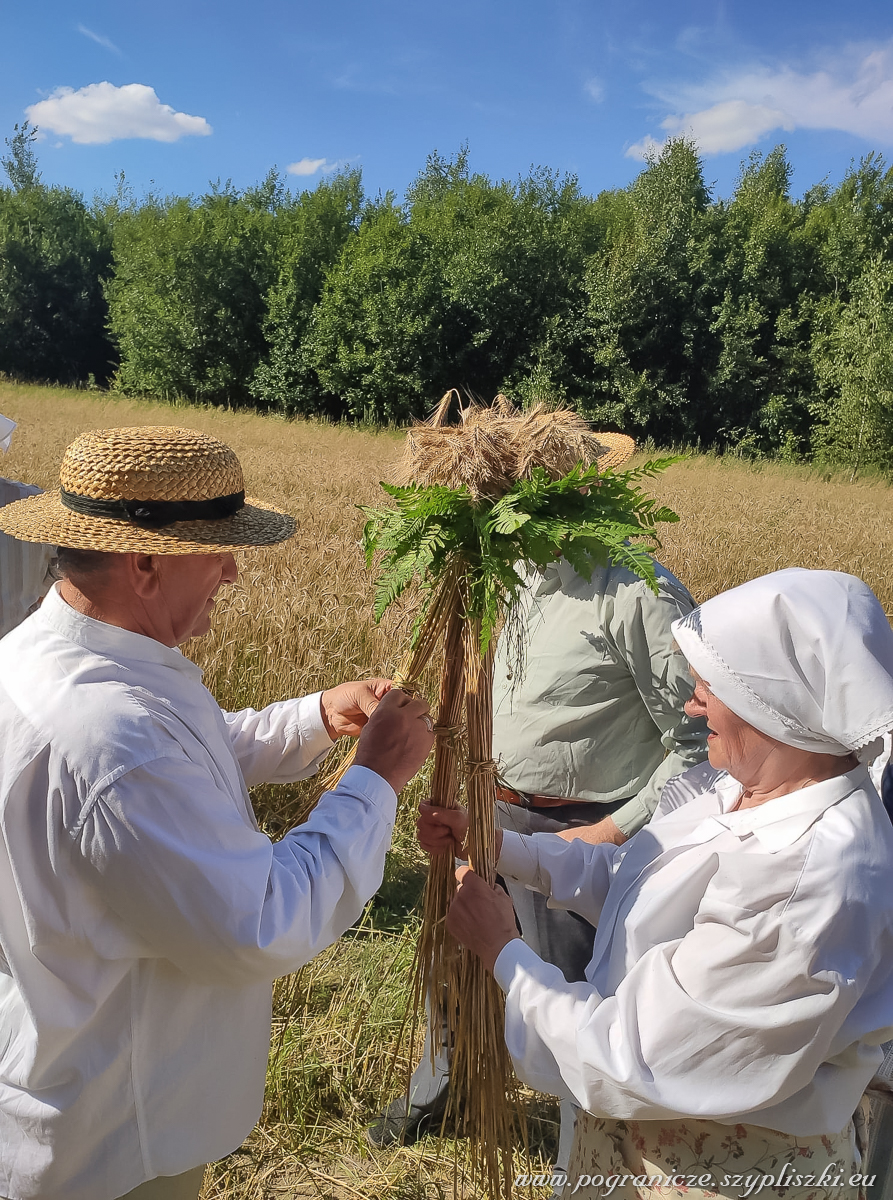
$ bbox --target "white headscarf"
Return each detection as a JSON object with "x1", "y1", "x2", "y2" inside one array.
[
  {"x1": 0, "y1": 415, "x2": 15, "y2": 454},
  {"x1": 672, "y1": 568, "x2": 893, "y2": 756}
]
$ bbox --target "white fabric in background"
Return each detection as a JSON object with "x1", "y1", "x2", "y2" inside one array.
[
  {"x1": 869, "y1": 732, "x2": 893, "y2": 795},
  {"x1": 0, "y1": 414, "x2": 54, "y2": 635},
  {"x1": 672, "y1": 568, "x2": 893, "y2": 755},
  {"x1": 0, "y1": 415, "x2": 16, "y2": 454},
  {"x1": 493, "y1": 764, "x2": 893, "y2": 1137},
  {"x1": 0, "y1": 478, "x2": 54, "y2": 637},
  {"x1": 0, "y1": 585, "x2": 398, "y2": 1200}
]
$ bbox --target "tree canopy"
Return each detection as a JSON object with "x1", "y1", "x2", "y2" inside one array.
[{"x1": 3, "y1": 132, "x2": 893, "y2": 471}]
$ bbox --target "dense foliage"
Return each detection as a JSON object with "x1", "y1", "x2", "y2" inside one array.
[
  {"x1": 105, "y1": 179, "x2": 280, "y2": 407},
  {"x1": 3, "y1": 128, "x2": 893, "y2": 469},
  {"x1": 0, "y1": 125, "x2": 114, "y2": 385}
]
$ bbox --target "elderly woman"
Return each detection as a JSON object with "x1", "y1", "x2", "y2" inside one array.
[{"x1": 419, "y1": 569, "x2": 893, "y2": 1200}]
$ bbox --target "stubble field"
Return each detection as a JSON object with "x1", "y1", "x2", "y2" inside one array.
[{"x1": 3, "y1": 381, "x2": 893, "y2": 1199}]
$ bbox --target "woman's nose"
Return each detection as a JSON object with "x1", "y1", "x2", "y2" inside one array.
[{"x1": 684, "y1": 695, "x2": 705, "y2": 718}]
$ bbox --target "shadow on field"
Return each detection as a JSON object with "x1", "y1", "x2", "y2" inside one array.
[{"x1": 368, "y1": 854, "x2": 428, "y2": 932}]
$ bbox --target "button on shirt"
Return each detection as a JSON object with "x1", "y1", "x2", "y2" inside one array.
[
  {"x1": 493, "y1": 764, "x2": 893, "y2": 1136},
  {"x1": 492, "y1": 560, "x2": 707, "y2": 834},
  {"x1": 0, "y1": 586, "x2": 398, "y2": 1200}
]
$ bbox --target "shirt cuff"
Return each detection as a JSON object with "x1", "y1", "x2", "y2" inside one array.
[
  {"x1": 493, "y1": 936, "x2": 545, "y2": 994},
  {"x1": 335, "y1": 763, "x2": 398, "y2": 825},
  {"x1": 611, "y1": 793, "x2": 652, "y2": 837},
  {"x1": 497, "y1": 829, "x2": 540, "y2": 886},
  {"x1": 298, "y1": 691, "x2": 336, "y2": 760}
]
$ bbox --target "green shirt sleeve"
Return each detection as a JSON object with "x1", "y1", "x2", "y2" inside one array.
[{"x1": 606, "y1": 577, "x2": 708, "y2": 837}]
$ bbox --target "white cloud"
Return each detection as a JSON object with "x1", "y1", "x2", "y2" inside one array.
[
  {"x1": 584, "y1": 77, "x2": 605, "y2": 103},
  {"x1": 77, "y1": 25, "x2": 122, "y2": 56},
  {"x1": 626, "y1": 134, "x2": 665, "y2": 161},
  {"x1": 25, "y1": 83, "x2": 212, "y2": 144},
  {"x1": 286, "y1": 157, "x2": 331, "y2": 176},
  {"x1": 628, "y1": 100, "x2": 792, "y2": 159},
  {"x1": 628, "y1": 42, "x2": 893, "y2": 158}
]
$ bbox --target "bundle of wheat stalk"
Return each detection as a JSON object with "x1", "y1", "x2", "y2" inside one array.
[
  {"x1": 396, "y1": 390, "x2": 635, "y2": 496},
  {"x1": 350, "y1": 392, "x2": 679, "y2": 1197}
]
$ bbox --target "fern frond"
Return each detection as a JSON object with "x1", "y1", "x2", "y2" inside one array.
[{"x1": 360, "y1": 458, "x2": 679, "y2": 643}]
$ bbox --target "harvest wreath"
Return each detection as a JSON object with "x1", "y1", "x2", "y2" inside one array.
[{"x1": 322, "y1": 393, "x2": 679, "y2": 1196}]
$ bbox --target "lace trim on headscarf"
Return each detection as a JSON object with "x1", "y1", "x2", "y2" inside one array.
[{"x1": 675, "y1": 605, "x2": 893, "y2": 752}]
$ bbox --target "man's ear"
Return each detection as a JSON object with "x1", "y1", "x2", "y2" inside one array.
[{"x1": 127, "y1": 553, "x2": 163, "y2": 599}]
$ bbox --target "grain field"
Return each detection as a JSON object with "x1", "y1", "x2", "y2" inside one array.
[{"x1": 2, "y1": 382, "x2": 891, "y2": 1199}]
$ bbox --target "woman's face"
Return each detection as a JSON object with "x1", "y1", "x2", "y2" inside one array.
[{"x1": 684, "y1": 670, "x2": 775, "y2": 779}]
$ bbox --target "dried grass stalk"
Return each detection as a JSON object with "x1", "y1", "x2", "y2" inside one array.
[
  {"x1": 410, "y1": 599, "x2": 465, "y2": 1079},
  {"x1": 446, "y1": 618, "x2": 519, "y2": 1199},
  {"x1": 409, "y1": 598, "x2": 524, "y2": 1199},
  {"x1": 397, "y1": 395, "x2": 636, "y2": 1195},
  {"x1": 303, "y1": 567, "x2": 461, "y2": 822}
]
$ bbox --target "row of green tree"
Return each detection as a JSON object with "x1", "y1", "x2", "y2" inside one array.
[{"x1": 2, "y1": 124, "x2": 893, "y2": 469}]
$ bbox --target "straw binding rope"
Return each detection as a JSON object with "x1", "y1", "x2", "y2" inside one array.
[
  {"x1": 390, "y1": 675, "x2": 424, "y2": 698},
  {"x1": 466, "y1": 758, "x2": 497, "y2": 775},
  {"x1": 432, "y1": 723, "x2": 461, "y2": 742}
]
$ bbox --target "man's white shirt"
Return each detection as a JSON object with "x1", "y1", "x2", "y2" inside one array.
[
  {"x1": 494, "y1": 763, "x2": 893, "y2": 1137},
  {"x1": 0, "y1": 585, "x2": 397, "y2": 1200}
]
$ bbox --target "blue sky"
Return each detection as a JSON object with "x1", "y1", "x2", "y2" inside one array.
[{"x1": 2, "y1": 0, "x2": 892, "y2": 205}]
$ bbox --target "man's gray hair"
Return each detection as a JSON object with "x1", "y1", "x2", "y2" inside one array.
[{"x1": 53, "y1": 546, "x2": 119, "y2": 581}]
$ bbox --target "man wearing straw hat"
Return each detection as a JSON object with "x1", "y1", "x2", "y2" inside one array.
[{"x1": 0, "y1": 426, "x2": 435, "y2": 1200}]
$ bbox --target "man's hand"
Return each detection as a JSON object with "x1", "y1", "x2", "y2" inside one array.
[
  {"x1": 446, "y1": 866, "x2": 519, "y2": 974},
  {"x1": 353, "y1": 688, "x2": 434, "y2": 793},
  {"x1": 556, "y1": 815, "x2": 627, "y2": 846},
  {"x1": 320, "y1": 678, "x2": 392, "y2": 739}
]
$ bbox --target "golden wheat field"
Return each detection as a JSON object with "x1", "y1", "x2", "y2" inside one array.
[{"x1": 3, "y1": 381, "x2": 893, "y2": 1200}]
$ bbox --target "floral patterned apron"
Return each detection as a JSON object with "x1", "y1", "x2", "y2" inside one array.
[{"x1": 563, "y1": 1105, "x2": 871, "y2": 1200}]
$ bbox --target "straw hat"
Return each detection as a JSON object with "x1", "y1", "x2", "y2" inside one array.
[
  {"x1": 588, "y1": 431, "x2": 636, "y2": 471},
  {"x1": 0, "y1": 426, "x2": 296, "y2": 554}
]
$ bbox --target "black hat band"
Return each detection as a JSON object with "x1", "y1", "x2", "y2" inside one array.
[{"x1": 59, "y1": 488, "x2": 246, "y2": 529}]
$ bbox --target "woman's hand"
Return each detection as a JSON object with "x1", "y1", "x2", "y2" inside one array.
[
  {"x1": 417, "y1": 801, "x2": 469, "y2": 856},
  {"x1": 446, "y1": 866, "x2": 519, "y2": 974}
]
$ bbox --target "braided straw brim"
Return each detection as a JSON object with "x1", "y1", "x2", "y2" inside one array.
[
  {"x1": 0, "y1": 424, "x2": 296, "y2": 553},
  {"x1": 591, "y1": 431, "x2": 636, "y2": 471},
  {"x1": 0, "y1": 490, "x2": 296, "y2": 554}
]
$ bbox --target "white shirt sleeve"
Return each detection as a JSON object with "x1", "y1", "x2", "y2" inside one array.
[
  {"x1": 74, "y1": 759, "x2": 395, "y2": 986},
  {"x1": 498, "y1": 830, "x2": 620, "y2": 928},
  {"x1": 221, "y1": 692, "x2": 334, "y2": 786},
  {"x1": 492, "y1": 870, "x2": 870, "y2": 1121}
]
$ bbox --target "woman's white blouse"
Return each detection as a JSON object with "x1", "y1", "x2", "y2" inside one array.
[{"x1": 493, "y1": 763, "x2": 893, "y2": 1136}]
